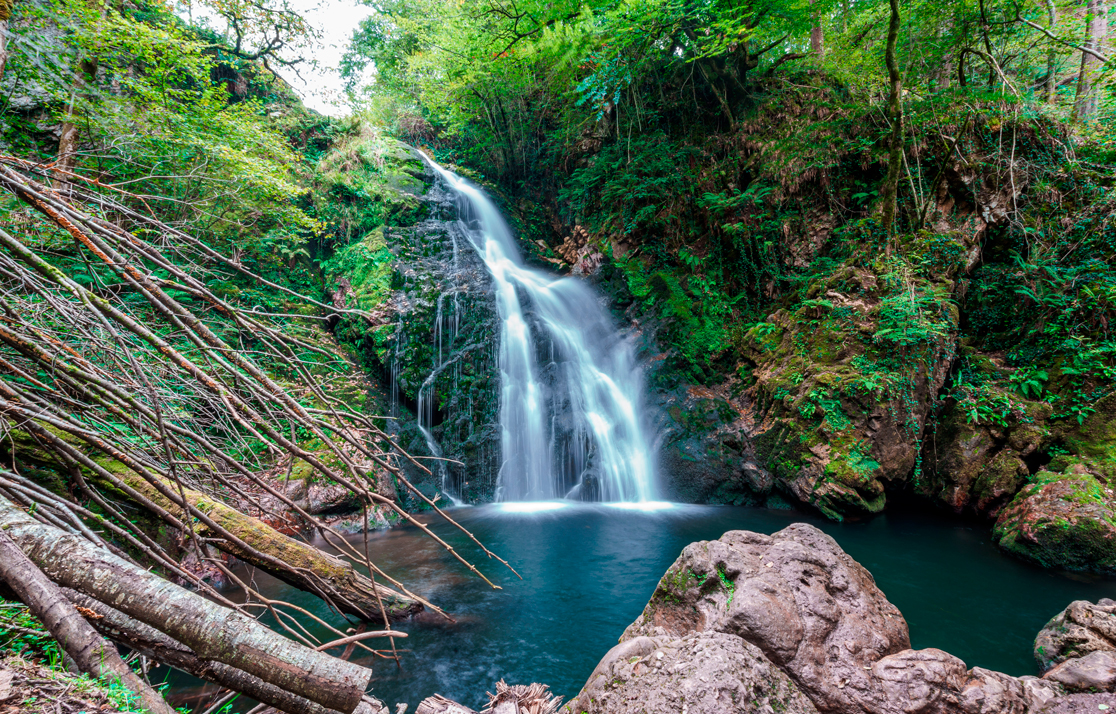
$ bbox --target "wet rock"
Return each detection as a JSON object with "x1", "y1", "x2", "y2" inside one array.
[
  {"x1": 993, "y1": 465, "x2": 1116, "y2": 575},
  {"x1": 1035, "y1": 600, "x2": 1116, "y2": 672},
  {"x1": 568, "y1": 630, "x2": 819, "y2": 714},
  {"x1": 737, "y1": 263, "x2": 958, "y2": 519},
  {"x1": 621, "y1": 523, "x2": 910, "y2": 712},
  {"x1": 1044, "y1": 651, "x2": 1116, "y2": 692}
]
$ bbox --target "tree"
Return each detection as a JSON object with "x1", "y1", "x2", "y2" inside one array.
[
  {"x1": 1072, "y1": 0, "x2": 1107, "y2": 120},
  {"x1": 881, "y1": 0, "x2": 903, "y2": 239}
]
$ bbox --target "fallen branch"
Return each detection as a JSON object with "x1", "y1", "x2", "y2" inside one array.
[
  {"x1": 0, "y1": 528, "x2": 175, "y2": 714},
  {"x1": 0, "y1": 495, "x2": 372, "y2": 714}
]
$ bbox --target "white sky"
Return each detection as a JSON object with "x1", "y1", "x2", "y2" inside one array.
[
  {"x1": 273, "y1": 0, "x2": 373, "y2": 116},
  {"x1": 183, "y1": 0, "x2": 373, "y2": 116}
]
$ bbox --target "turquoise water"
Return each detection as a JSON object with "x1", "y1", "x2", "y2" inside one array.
[{"x1": 167, "y1": 503, "x2": 1116, "y2": 711}]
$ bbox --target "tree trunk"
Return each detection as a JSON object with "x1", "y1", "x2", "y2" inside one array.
[
  {"x1": 1044, "y1": 0, "x2": 1060, "y2": 102},
  {"x1": 416, "y1": 695, "x2": 477, "y2": 714},
  {"x1": 0, "y1": 495, "x2": 372, "y2": 714},
  {"x1": 1072, "y1": 0, "x2": 1107, "y2": 120},
  {"x1": 811, "y1": 1, "x2": 825, "y2": 58},
  {"x1": 62, "y1": 589, "x2": 378, "y2": 714},
  {"x1": 102, "y1": 464, "x2": 420, "y2": 622},
  {"x1": 881, "y1": 0, "x2": 904, "y2": 239},
  {"x1": 0, "y1": 530, "x2": 176, "y2": 714},
  {"x1": 55, "y1": 59, "x2": 97, "y2": 179},
  {"x1": 6, "y1": 425, "x2": 419, "y2": 622}
]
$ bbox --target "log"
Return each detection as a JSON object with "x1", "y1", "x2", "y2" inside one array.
[
  {"x1": 0, "y1": 529, "x2": 175, "y2": 714},
  {"x1": 7, "y1": 426, "x2": 420, "y2": 622},
  {"x1": 0, "y1": 495, "x2": 371, "y2": 713},
  {"x1": 64, "y1": 589, "x2": 356, "y2": 714},
  {"x1": 415, "y1": 694, "x2": 477, "y2": 714}
]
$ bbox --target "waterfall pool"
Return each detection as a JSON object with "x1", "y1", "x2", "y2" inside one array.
[{"x1": 168, "y1": 503, "x2": 1116, "y2": 711}]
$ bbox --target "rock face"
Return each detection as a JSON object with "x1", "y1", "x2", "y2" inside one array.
[
  {"x1": 993, "y1": 464, "x2": 1116, "y2": 575},
  {"x1": 619, "y1": 523, "x2": 910, "y2": 712},
  {"x1": 319, "y1": 136, "x2": 503, "y2": 503},
  {"x1": 570, "y1": 631, "x2": 820, "y2": 714},
  {"x1": 1035, "y1": 600, "x2": 1116, "y2": 672},
  {"x1": 566, "y1": 524, "x2": 1100, "y2": 714}
]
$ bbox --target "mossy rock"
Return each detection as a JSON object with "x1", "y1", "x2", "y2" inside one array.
[{"x1": 993, "y1": 464, "x2": 1116, "y2": 574}]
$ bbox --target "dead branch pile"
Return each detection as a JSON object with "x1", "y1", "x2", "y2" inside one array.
[{"x1": 0, "y1": 159, "x2": 516, "y2": 713}]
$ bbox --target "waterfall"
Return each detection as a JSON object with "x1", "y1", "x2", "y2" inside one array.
[{"x1": 420, "y1": 154, "x2": 657, "y2": 503}]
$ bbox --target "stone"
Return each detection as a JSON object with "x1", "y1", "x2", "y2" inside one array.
[
  {"x1": 621, "y1": 523, "x2": 910, "y2": 712},
  {"x1": 567, "y1": 630, "x2": 820, "y2": 714},
  {"x1": 1036, "y1": 600, "x2": 1116, "y2": 672},
  {"x1": 1036, "y1": 692, "x2": 1116, "y2": 713},
  {"x1": 567, "y1": 524, "x2": 1065, "y2": 714},
  {"x1": 1045, "y1": 652, "x2": 1116, "y2": 693},
  {"x1": 994, "y1": 467, "x2": 1116, "y2": 575}
]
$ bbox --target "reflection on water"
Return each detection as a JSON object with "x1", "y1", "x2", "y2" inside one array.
[{"x1": 166, "y1": 503, "x2": 1116, "y2": 712}]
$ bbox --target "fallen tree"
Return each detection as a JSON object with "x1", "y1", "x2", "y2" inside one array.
[
  {"x1": 0, "y1": 494, "x2": 372, "y2": 714},
  {"x1": 5, "y1": 425, "x2": 420, "y2": 622},
  {"x1": 0, "y1": 528, "x2": 176, "y2": 714},
  {"x1": 63, "y1": 589, "x2": 392, "y2": 714}
]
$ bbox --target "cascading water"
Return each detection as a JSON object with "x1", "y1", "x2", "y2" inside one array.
[{"x1": 420, "y1": 154, "x2": 657, "y2": 503}]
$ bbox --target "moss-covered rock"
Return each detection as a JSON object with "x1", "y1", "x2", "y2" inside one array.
[
  {"x1": 739, "y1": 257, "x2": 959, "y2": 519},
  {"x1": 993, "y1": 463, "x2": 1116, "y2": 574}
]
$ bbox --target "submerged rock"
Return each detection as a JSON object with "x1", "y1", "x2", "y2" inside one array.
[{"x1": 1035, "y1": 599, "x2": 1116, "y2": 672}]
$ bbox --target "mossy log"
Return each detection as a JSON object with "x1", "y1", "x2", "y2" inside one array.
[
  {"x1": 0, "y1": 495, "x2": 372, "y2": 713},
  {"x1": 6, "y1": 427, "x2": 420, "y2": 622}
]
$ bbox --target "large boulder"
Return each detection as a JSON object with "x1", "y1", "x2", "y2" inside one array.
[
  {"x1": 620, "y1": 523, "x2": 909, "y2": 712},
  {"x1": 993, "y1": 464, "x2": 1116, "y2": 575},
  {"x1": 1035, "y1": 692, "x2": 1116, "y2": 713},
  {"x1": 569, "y1": 524, "x2": 1068, "y2": 714},
  {"x1": 1035, "y1": 600, "x2": 1116, "y2": 672},
  {"x1": 568, "y1": 631, "x2": 820, "y2": 714},
  {"x1": 1044, "y1": 651, "x2": 1116, "y2": 692}
]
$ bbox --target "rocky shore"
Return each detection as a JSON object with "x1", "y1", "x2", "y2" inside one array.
[{"x1": 420, "y1": 524, "x2": 1116, "y2": 714}]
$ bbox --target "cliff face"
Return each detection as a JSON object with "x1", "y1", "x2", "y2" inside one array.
[
  {"x1": 314, "y1": 88, "x2": 1116, "y2": 575},
  {"x1": 314, "y1": 132, "x2": 502, "y2": 505}
]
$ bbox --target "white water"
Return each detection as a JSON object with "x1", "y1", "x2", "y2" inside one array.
[{"x1": 421, "y1": 155, "x2": 657, "y2": 503}]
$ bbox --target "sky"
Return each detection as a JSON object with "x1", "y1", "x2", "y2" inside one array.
[
  {"x1": 272, "y1": 0, "x2": 374, "y2": 116},
  {"x1": 184, "y1": 0, "x2": 373, "y2": 116}
]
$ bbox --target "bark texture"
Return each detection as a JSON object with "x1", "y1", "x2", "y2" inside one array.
[
  {"x1": 1072, "y1": 0, "x2": 1107, "y2": 121},
  {"x1": 0, "y1": 495, "x2": 372, "y2": 714},
  {"x1": 881, "y1": 0, "x2": 903, "y2": 238},
  {"x1": 7, "y1": 426, "x2": 419, "y2": 622},
  {"x1": 64, "y1": 589, "x2": 358, "y2": 714},
  {"x1": 0, "y1": 529, "x2": 175, "y2": 714},
  {"x1": 104, "y1": 464, "x2": 419, "y2": 621}
]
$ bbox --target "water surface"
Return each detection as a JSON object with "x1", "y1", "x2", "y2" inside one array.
[{"x1": 166, "y1": 503, "x2": 1116, "y2": 711}]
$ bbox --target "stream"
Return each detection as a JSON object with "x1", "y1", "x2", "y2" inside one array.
[{"x1": 168, "y1": 501, "x2": 1116, "y2": 712}]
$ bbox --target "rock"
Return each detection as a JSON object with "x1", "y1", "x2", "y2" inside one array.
[
  {"x1": 567, "y1": 630, "x2": 820, "y2": 714},
  {"x1": 306, "y1": 482, "x2": 361, "y2": 515},
  {"x1": 993, "y1": 466, "x2": 1116, "y2": 574},
  {"x1": 1036, "y1": 692, "x2": 1116, "y2": 713},
  {"x1": 621, "y1": 523, "x2": 910, "y2": 712},
  {"x1": 737, "y1": 263, "x2": 958, "y2": 519},
  {"x1": 1044, "y1": 651, "x2": 1116, "y2": 692},
  {"x1": 1035, "y1": 600, "x2": 1116, "y2": 672},
  {"x1": 569, "y1": 524, "x2": 1066, "y2": 714},
  {"x1": 860, "y1": 649, "x2": 1053, "y2": 714}
]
